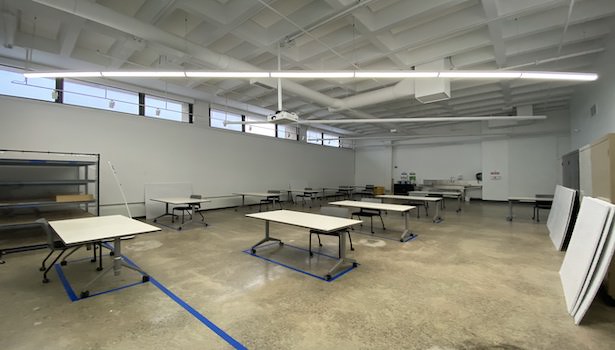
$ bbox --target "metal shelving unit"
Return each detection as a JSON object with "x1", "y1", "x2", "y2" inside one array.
[{"x1": 0, "y1": 149, "x2": 100, "y2": 264}]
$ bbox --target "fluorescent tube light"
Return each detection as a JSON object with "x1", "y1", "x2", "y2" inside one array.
[
  {"x1": 101, "y1": 71, "x2": 186, "y2": 77},
  {"x1": 439, "y1": 71, "x2": 522, "y2": 79},
  {"x1": 228, "y1": 115, "x2": 547, "y2": 125},
  {"x1": 520, "y1": 72, "x2": 598, "y2": 81},
  {"x1": 186, "y1": 71, "x2": 270, "y2": 78},
  {"x1": 355, "y1": 71, "x2": 438, "y2": 78},
  {"x1": 270, "y1": 71, "x2": 354, "y2": 78},
  {"x1": 297, "y1": 115, "x2": 546, "y2": 124},
  {"x1": 24, "y1": 71, "x2": 102, "y2": 78}
]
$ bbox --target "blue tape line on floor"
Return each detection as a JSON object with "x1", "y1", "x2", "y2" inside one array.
[
  {"x1": 120, "y1": 255, "x2": 248, "y2": 350},
  {"x1": 243, "y1": 247, "x2": 357, "y2": 282},
  {"x1": 87, "y1": 281, "x2": 146, "y2": 298},
  {"x1": 54, "y1": 264, "x2": 78, "y2": 302},
  {"x1": 148, "y1": 277, "x2": 247, "y2": 350},
  {"x1": 249, "y1": 241, "x2": 342, "y2": 261}
]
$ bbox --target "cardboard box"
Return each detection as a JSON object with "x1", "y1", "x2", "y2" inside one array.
[
  {"x1": 374, "y1": 186, "x2": 385, "y2": 195},
  {"x1": 55, "y1": 194, "x2": 94, "y2": 202}
]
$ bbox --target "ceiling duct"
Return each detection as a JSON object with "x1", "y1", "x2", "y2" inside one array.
[
  {"x1": 2, "y1": 11, "x2": 17, "y2": 49},
  {"x1": 415, "y1": 59, "x2": 451, "y2": 104}
]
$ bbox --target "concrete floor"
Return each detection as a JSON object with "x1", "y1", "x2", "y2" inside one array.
[{"x1": 1, "y1": 200, "x2": 615, "y2": 349}]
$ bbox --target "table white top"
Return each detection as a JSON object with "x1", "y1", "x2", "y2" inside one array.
[
  {"x1": 234, "y1": 192, "x2": 281, "y2": 197},
  {"x1": 246, "y1": 210, "x2": 361, "y2": 232},
  {"x1": 377, "y1": 195, "x2": 442, "y2": 202},
  {"x1": 409, "y1": 191, "x2": 462, "y2": 197},
  {"x1": 508, "y1": 196, "x2": 554, "y2": 202},
  {"x1": 329, "y1": 200, "x2": 415, "y2": 212},
  {"x1": 49, "y1": 215, "x2": 161, "y2": 245},
  {"x1": 150, "y1": 197, "x2": 211, "y2": 205}
]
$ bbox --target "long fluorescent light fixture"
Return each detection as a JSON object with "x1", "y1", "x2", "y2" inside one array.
[
  {"x1": 23, "y1": 70, "x2": 598, "y2": 81},
  {"x1": 102, "y1": 71, "x2": 186, "y2": 77},
  {"x1": 224, "y1": 115, "x2": 547, "y2": 125},
  {"x1": 270, "y1": 71, "x2": 354, "y2": 78},
  {"x1": 24, "y1": 71, "x2": 102, "y2": 78},
  {"x1": 186, "y1": 71, "x2": 270, "y2": 78}
]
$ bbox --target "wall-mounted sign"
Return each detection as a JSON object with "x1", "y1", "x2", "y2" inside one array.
[{"x1": 490, "y1": 170, "x2": 502, "y2": 180}]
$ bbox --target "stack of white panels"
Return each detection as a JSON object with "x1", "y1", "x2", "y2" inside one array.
[
  {"x1": 547, "y1": 185, "x2": 578, "y2": 250},
  {"x1": 559, "y1": 197, "x2": 615, "y2": 324}
]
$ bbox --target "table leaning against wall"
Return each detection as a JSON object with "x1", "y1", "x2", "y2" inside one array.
[{"x1": 247, "y1": 210, "x2": 361, "y2": 280}]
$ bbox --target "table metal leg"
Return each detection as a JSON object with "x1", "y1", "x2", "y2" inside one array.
[
  {"x1": 506, "y1": 200, "x2": 514, "y2": 221},
  {"x1": 456, "y1": 195, "x2": 462, "y2": 213},
  {"x1": 250, "y1": 220, "x2": 282, "y2": 254},
  {"x1": 325, "y1": 230, "x2": 357, "y2": 281},
  {"x1": 433, "y1": 200, "x2": 443, "y2": 223},
  {"x1": 153, "y1": 203, "x2": 176, "y2": 223},
  {"x1": 79, "y1": 237, "x2": 149, "y2": 298},
  {"x1": 400, "y1": 211, "x2": 417, "y2": 242}
]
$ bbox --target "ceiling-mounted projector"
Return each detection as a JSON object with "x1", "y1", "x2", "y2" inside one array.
[{"x1": 267, "y1": 110, "x2": 299, "y2": 124}]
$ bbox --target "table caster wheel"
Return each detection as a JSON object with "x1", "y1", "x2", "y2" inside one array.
[
  {"x1": 279, "y1": 242, "x2": 284, "y2": 246},
  {"x1": 178, "y1": 227, "x2": 182, "y2": 231},
  {"x1": 90, "y1": 258, "x2": 97, "y2": 263},
  {"x1": 80, "y1": 291, "x2": 90, "y2": 298},
  {"x1": 42, "y1": 278, "x2": 49, "y2": 284},
  {"x1": 142, "y1": 275, "x2": 150, "y2": 282},
  {"x1": 309, "y1": 252, "x2": 313, "y2": 257},
  {"x1": 153, "y1": 219, "x2": 157, "y2": 223},
  {"x1": 352, "y1": 262, "x2": 358, "y2": 267},
  {"x1": 110, "y1": 251, "x2": 115, "y2": 256},
  {"x1": 251, "y1": 249, "x2": 256, "y2": 254},
  {"x1": 383, "y1": 228, "x2": 386, "y2": 231},
  {"x1": 325, "y1": 274, "x2": 332, "y2": 281},
  {"x1": 350, "y1": 247, "x2": 355, "y2": 251},
  {"x1": 39, "y1": 266, "x2": 45, "y2": 271},
  {"x1": 96, "y1": 267, "x2": 103, "y2": 271}
]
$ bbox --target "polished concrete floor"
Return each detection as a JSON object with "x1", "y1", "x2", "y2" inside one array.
[{"x1": 1, "y1": 200, "x2": 615, "y2": 349}]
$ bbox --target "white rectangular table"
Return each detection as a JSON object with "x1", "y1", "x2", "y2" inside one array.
[
  {"x1": 329, "y1": 200, "x2": 416, "y2": 241},
  {"x1": 507, "y1": 196, "x2": 554, "y2": 221},
  {"x1": 150, "y1": 197, "x2": 211, "y2": 230},
  {"x1": 377, "y1": 195, "x2": 445, "y2": 223},
  {"x1": 246, "y1": 210, "x2": 361, "y2": 280},
  {"x1": 409, "y1": 190, "x2": 463, "y2": 212},
  {"x1": 234, "y1": 192, "x2": 283, "y2": 211},
  {"x1": 49, "y1": 215, "x2": 161, "y2": 298}
]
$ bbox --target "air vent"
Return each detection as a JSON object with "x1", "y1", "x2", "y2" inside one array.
[{"x1": 249, "y1": 80, "x2": 275, "y2": 90}]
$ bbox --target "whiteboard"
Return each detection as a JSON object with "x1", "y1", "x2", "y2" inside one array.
[
  {"x1": 547, "y1": 185, "x2": 578, "y2": 250},
  {"x1": 559, "y1": 197, "x2": 613, "y2": 313},
  {"x1": 144, "y1": 183, "x2": 192, "y2": 220}
]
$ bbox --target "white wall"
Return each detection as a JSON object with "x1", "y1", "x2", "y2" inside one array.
[
  {"x1": 481, "y1": 139, "x2": 509, "y2": 200},
  {"x1": 392, "y1": 142, "x2": 482, "y2": 184},
  {"x1": 0, "y1": 96, "x2": 354, "y2": 215},
  {"x1": 353, "y1": 111, "x2": 570, "y2": 201},
  {"x1": 508, "y1": 135, "x2": 568, "y2": 197},
  {"x1": 354, "y1": 146, "x2": 392, "y2": 189},
  {"x1": 570, "y1": 29, "x2": 615, "y2": 150}
]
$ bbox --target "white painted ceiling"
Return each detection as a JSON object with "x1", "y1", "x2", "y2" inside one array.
[{"x1": 0, "y1": 0, "x2": 614, "y2": 136}]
